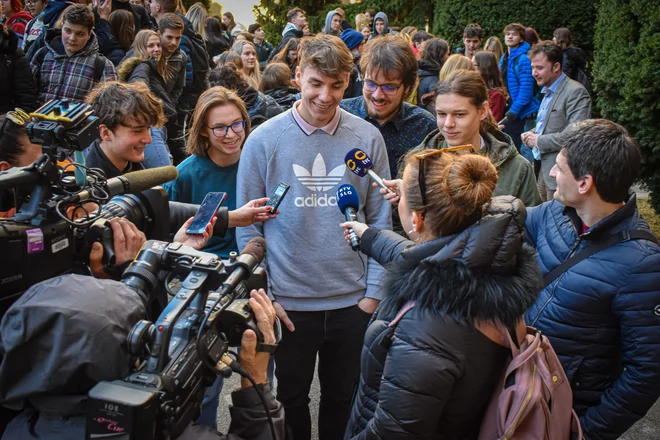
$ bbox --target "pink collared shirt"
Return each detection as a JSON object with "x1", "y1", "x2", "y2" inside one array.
[{"x1": 292, "y1": 101, "x2": 341, "y2": 135}]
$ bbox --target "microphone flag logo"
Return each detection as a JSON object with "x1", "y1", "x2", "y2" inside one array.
[{"x1": 344, "y1": 148, "x2": 373, "y2": 177}]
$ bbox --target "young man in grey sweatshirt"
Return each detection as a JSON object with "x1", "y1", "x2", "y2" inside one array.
[{"x1": 236, "y1": 34, "x2": 392, "y2": 440}]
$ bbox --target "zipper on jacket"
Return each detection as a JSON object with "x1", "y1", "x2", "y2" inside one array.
[
  {"x1": 530, "y1": 231, "x2": 582, "y2": 327},
  {"x1": 503, "y1": 364, "x2": 537, "y2": 439}
]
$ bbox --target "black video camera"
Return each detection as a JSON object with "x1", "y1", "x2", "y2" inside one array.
[
  {"x1": 86, "y1": 239, "x2": 277, "y2": 440},
  {"x1": 0, "y1": 101, "x2": 189, "y2": 314}
]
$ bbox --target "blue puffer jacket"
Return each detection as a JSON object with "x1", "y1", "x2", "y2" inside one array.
[
  {"x1": 499, "y1": 41, "x2": 539, "y2": 119},
  {"x1": 524, "y1": 194, "x2": 660, "y2": 440}
]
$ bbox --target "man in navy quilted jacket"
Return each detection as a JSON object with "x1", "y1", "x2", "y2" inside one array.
[{"x1": 524, "y1": 119, "x2": 660, "y2": 440}]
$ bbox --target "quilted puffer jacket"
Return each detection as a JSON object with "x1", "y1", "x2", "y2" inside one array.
[
  {"x1": 524, "y1": 193, "x2": 660, "y2": 440},
  {"x1": 345, "y1": 196, "x2": 542, "y2": 440}
]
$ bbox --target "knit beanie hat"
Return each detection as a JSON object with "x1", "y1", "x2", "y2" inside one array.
[{"x1": 340, "y1": 28, "x2": 365, "y2": 51}]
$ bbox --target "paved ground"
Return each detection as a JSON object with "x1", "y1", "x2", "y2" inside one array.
[{"x1": 216, "y1": 363, "x2": 658, "y2": 439}]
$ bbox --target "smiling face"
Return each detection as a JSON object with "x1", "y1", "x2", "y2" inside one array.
[
  {"x1": 101, "y1": 116, "x2": 152, "y2": 169},
  {"x1": 434, "y1": 92, "x2": 488, "y2": 147},
  {"x1": 145, "y1": 34, "x2": 162, "y2": 59},
  {"x1": 363, "y1": 68, "x2": 405, "y2": 125},
  {"x1": 361, "y1": 26, "x2": 371, "y2": 39},
  {"x1": 295, "y1": 65, "x2": 348, "y2": 128},
  {"x1": 61, "y1": 21, "x2": 92, "y2": 56},
  {"x1": 240, "y1": 44, "x2": 257, "y2": 71},
  {"x1": 203, "y1": 103, "x2": 246, "y2": 164},
  {"x1": 531, "y1": 52, "x2": 562, "y2": 87}
]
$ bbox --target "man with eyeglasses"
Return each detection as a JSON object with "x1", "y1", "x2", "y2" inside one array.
[{"x1": 341, "y1": 35, "x2": 436, "y2": 179}]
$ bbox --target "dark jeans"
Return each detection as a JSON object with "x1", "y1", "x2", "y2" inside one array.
[
  {"x1": 502, "y1": 117, "x2": 526, "y2": 152},
  {"x1": 275, "y1": 304, "x2": 372, "y2": 440}
]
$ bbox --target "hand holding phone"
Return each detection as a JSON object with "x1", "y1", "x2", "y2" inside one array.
[
  {"x1": 265, "y1": 182, "x2": 290, "y2": 213},
  {"x1": 186, "y1": 192, "x2": 227, "y2": 235}
]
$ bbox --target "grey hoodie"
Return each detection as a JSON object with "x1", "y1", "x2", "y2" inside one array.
[
  {"x1": 373, "y1": 12, "x2": 389, "y2": 37},
  {"x1": 323, "y1": 10, "x2": 341, "y2": 36}
]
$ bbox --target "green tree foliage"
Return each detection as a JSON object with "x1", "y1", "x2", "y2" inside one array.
[
  {"x1": 254, "y1": 0, "x2": 433, "y2": 45},
  {"x1": 592, "y1": 0, "x2": 660, "y2": 211},
  {"x1": 432, "y1": 0, "x2": 597, "y2": 51}
]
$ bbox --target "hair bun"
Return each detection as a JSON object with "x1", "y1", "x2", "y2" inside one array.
[{"x1": 443, "y1": 155, "x2": 497, "y2": 213}]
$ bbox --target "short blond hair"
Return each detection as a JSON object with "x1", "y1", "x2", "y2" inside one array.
[
  {"x1": 439, "y1": 54, "x2": 474, "y2": 81},
  {"x1": 186, "y1": 86, "x2": 251, "y2": 157}
]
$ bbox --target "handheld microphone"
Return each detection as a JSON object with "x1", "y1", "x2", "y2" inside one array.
[
  {"x1": 336, "y1": 184, "x2": 361, "y2": 251},
  {"x1": 497, "y1": 110, "x2": 516, "y2": 126},
  {"x1": 65, "y1": 166, "x2": 179, "y2": 203},
  {"x1": 344, "y1": 148, "x2": 394, "y2": 193},
  {"x1": 218, "y1": 237, "x2": 267, "y2": 295}
]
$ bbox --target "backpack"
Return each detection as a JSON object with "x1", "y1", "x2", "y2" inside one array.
[
  {"x1": 478, "y1": 324, "x2": 582, "y2": 440},
  {"x1": 180, "y1": 16, "x2": 211, "y2": 95}
]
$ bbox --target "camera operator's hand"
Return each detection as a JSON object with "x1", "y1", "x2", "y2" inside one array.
[
  {"x1": 173, "y1": 216, "x2": 217, "y2": 250},
  {"x1": 228, "y1": 197, "x2": 278, "y2": 228},
  {"x1": 373, "y1": 179, "x2": 401, "y2": 204},
  {"x1": 89, "y1": 218, "x2": 146, "y2": 279},
  {"x1": 239, "y1": 289, "x2": 276, "y2": 388}
]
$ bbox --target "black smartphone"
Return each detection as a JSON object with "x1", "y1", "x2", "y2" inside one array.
[
  {"x1": 186, "y1": 192, "x2": 227, "y2": 235},
  {"x1": 265, "y1": 182, "x2": 290, "y2": 212}
]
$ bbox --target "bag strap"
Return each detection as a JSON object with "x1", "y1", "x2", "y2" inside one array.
[
  {"x1": 388, "y1": 300, "x2": 415, "y2": 328},
  {"x1": 93, "y1": 54, "x2": 106, "y2": 84},
  {"x1": 543, "y1": 230, "x2": 658, "y2": 288}
]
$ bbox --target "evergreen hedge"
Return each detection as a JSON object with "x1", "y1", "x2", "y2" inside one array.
[{"x1": 592, "y1": 0, "x2": 660, "y2": 211}]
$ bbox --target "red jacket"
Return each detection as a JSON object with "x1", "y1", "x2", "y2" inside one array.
[
  {"x1": 6, "y1": 10, "x2": 33, "y2": 38},
  {"x1": 488, "y1": 88, "x2": 506, "y2": 122}
]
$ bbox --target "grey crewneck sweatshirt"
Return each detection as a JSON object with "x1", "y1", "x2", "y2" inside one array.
[{"x1": 236, "y1": 108, "x2": 393, "y2": 311}]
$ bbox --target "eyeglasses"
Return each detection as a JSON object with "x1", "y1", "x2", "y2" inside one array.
[
  {"x1": 207, "y1": 120, "x2": 245, "y2": 138},
  {"x1": 415, "y1": 145, "x2": 474, "y2": 207},
  {"x1": 1, "y1": 108, "x2": 30, "y2": 135},
  {"x1": 363, "y1": 80, "x2": 404, "y2": 96}
]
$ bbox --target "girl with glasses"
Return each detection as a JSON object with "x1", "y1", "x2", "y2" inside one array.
[{"x1": 340, "y1": 148, "x2": 540, "y2": 439}]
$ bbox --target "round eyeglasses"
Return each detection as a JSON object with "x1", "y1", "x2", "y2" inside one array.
[{"x1": 207, "y1": 120, "x2": 246, "y2": 137}]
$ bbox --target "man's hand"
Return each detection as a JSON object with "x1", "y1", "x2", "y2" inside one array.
[
  {"x1": 173, "y1": 216, "x2": 217, "y2": 250},
  {"x1": 273, "y1": 301, "x2": 294, "y2": 332},
  {"x1": 94, "y1": 0, "x2": 111, "y2": 20},
  {"x1": 373, "y1": 179, "x2": 401, "y2": 204},
  {"x1": 89, "y1": 218, "x2": 146, "y2": 278},
  {"x1": 521, "y1": 130, "x2": 538, "y2": 147},
  {"x1": 239, "y1": 289, "x2": 276, "y2": 388},
  {"x1": 228, "y1": 197, "x2": 278, "y2": 228},
  {"x1": 358, "y1": 297, "x2": 380, "y2": 314},
  {"x1": 339, "y1": 221, "x2": 369, "y2": 247}
]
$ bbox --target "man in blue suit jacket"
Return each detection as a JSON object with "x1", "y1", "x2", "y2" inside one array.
[
  {"x1": 525, "y1": 119, "x2": 660, "y2": 440},
  {"x1": 522, "y1": 41, "x2": 592, "y2": 201}
]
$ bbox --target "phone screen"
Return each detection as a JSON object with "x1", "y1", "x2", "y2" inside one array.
[
  {"x1": 186, "y1": 192, "x2": 227, "y2": 235},
  {"x1": 266, "y1": 183, "x2": 289, "y2": 212}
]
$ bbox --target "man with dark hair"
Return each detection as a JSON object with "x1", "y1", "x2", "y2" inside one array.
[
  {"x1": 456, "y1": 23, "x2": 483, "y2": 59},
  {"x1": 525, "y1": 119, "x2": 660, "y2": 440},
  {"x1": 522, "y1": 41, "x2": 591, "y2": 201},
  {"x1": 411, "y1": 30, "x2": 432, "y2": 56},
  {"x1": 268, "y1": 6, "x2": 306, "y2": 61},
  {"x1": 30, "y1": 5, "x2": 117, "y2": 105},
  {"x1": 84, "y1": 81, "x2": 166, "y2": 178},
  {"x1": 341, "y1": 35, "x2": 436, "y2": 179},
  {"x1": 237, "y1": 34, "x2": 392, "y2": 440},
  {"x1": 500, "y1": 22, "x2": 539, "y2": 152},
  {"x1": 248, "y1": 23, "x2": 273, "y2": 69},
  {"x1": 364, "y1": 8, "x2": 376, "y2": 27}
]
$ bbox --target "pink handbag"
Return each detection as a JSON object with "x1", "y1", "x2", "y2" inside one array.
[{"x1": 478, "y1": 326, "x2": 583, "y2": 440}]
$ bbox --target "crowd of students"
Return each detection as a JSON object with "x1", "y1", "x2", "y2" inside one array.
[{"x1": 2, "y1": 2, "x2": 660, "y2": 440}]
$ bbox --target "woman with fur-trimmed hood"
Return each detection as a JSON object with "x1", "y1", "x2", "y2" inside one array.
[{"x1": 340, "y1": 150, "x2": 541, "y2": 439}]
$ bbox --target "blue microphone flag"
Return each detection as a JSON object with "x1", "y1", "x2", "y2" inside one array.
[
  {"x1": 336, "y1": 184, "x2": 360, "y2": 214},
  {"x1": 344, "y1": 148, "x2": 374, "y2": 177}
]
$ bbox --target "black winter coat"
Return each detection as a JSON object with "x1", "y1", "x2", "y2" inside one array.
[
  {"x1": 345, "y1": 196, "x2": 542, "y2": 440},
  {"x1": 263, "y1": 86, "x2": 299, "y2": 111},
  {"x1": 238, "y1": 86, "x2": 284, "y2": 127},
  {"x1": 416, "y1": 59, "x2": 440, "y2": 111},
  {"x1": 561, "y1": 47, "x2": 587, "y2": 82},
  {"x1": 119, "y1": 57, "x2": 177, "y2": 120},
  {"x1": 0, "y1": 29, "x2": 37, "y2": 113}
]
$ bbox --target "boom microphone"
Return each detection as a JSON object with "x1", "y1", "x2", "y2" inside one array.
[
  {"x1": 497, "y1": 110, "x2": 516, "y2": 126},
  {"x1": 66, "y1": 166, "x2": 179, "y2": 203},
  {"x1": 218, "y1": 237, "x2": 267, "y2": 296},
  {"x1": 336, "y1": 184, "x2": 360, "y2": 251},
  {"x1": 344, "y1": 148, "x2": 394, "y2": 193}
]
